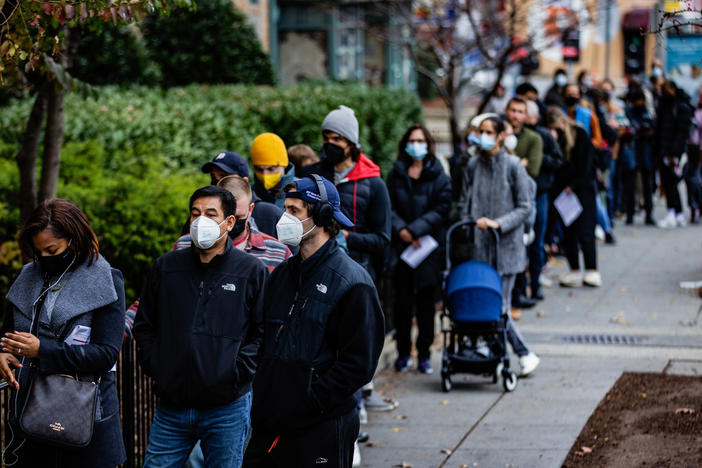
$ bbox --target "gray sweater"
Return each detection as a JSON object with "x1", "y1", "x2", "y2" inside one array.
[{"x1": 457, "y1": 150, "x2": 532, "y2": 275}]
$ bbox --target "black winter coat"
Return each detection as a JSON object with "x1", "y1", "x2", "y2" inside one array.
[
  {"x1": 552, "y1": 124, "x2": 597, "y2": 196},
  {"x1": 134, "y1": 241, "x2": 267, "y2": 409},
  {"x1": 655, "y1": 90, "x2": 694, "y2": 159},
  {"x1": 300, "y1": 155, "x2": 391, "y2": 281},
  {"x1": 251, "y1": 239, "x2": 384, "y2": 432},
  {"x1": 386, "y1": 158, "x2": 451, "y2": 289}
]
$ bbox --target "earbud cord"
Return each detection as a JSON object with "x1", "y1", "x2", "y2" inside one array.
[{"x1": 2, "y1": 253, "x2": 75, "y2": 466}]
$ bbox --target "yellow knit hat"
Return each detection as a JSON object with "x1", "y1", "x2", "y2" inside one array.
[{"x1": 250, "y1": 133, "x2": 288, "y2": 167}]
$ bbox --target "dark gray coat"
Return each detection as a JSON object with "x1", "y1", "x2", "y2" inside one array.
[
  {"x1": 3, "y1": 255, "x2": 126, "y2": 468},
  {"x1": 457, "y1": 150, "x2": 532, "y2": 275}
]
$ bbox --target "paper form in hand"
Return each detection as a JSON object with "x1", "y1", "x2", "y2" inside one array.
[
  {"x1": 554, "y1": 189, "x2": 582, "y2": 227},
  {"x1": 400, "y1": 235, "x2": 439, "y2": 269}
]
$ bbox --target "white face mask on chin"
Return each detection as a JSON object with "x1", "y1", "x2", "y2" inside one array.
[
  {"x1": 190, "y1": 216, "x2": 228, "y2": 250},
  {"x1": 276, "y1": 212, "x2": 316, "y2": 247}
]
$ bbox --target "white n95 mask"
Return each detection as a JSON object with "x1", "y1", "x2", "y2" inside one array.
[
  {"x1": 504, "y1": 134, "x2": 518, "y2": 152},
  {"x1": 190, "y1": 216, "x2": 227, "y2": 250},
  {"x1": 276, "y1": 212, "x2": 315, "y2": 247}
]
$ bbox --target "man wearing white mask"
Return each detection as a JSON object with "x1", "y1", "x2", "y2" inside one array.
[
  {"x1": 244, "y1": 175, "x2": 384, "y2": 468},
  {"x1": 134, "y1": 185, "x2": 268, "y2": 468}
]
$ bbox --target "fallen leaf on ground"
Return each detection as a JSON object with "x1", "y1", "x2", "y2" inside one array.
[
  {"x1": 640, "y1": 393, "x2": 647, "y2": 398},
  {"x1": 675, "y1": 408, "x2": 695, "y2": 415},
  {"x1": 581, "y1": 446, "x2": 592, "y2": 454},
  {"x1": 391, "y1": 427, "x2": 402, "y2": 432},
  {"x1": 365, "y1": 441, "x2": 379, "y2": 447},
  {"x1": 393, "y1": 462, "x2": 413, "y2": 468},
  {"x1": 536, "y1": 310, "x2": 547, "y2": 318},
  {"x1": 440, "y1": 448, "x2": 452, "y2": 455},
  {"x1": 440, "y1": 400, "x2": 449, "y2": 405},
  {"x1": 393, "y1": 414, "x2": 408, "y2": 420}
]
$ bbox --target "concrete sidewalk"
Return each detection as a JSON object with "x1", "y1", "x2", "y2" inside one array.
[{"x1": 361, "y1": 203, "x2": 702, "y2": 468}]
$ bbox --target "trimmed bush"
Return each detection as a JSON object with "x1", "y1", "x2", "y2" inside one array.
[{"x1": 0, "y1": 82, "x2": 423, "y2": 299}]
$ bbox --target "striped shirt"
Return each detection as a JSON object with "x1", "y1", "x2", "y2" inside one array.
[{"x1": 173, "y1": 219, "x2": 291, "y2": 272}]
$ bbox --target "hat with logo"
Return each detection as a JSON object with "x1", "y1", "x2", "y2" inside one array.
[
  {"x1": 202, "y1": 152, "x2": 250, "y2": 178},
  {"x1": 286, "y1": 176, "x2": 354, "y2": 228},
  {"x1": 250, "y1": 133, "x2": 288, "y2": 168}
]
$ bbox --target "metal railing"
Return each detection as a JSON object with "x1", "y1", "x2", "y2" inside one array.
[{"x1": 0, "y1": 337, "x2": 157, "y2": 468}]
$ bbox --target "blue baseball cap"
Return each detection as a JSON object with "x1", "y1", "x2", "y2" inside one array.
[
  {"x1": 202, "y1": 152, "x2": 250, "y2": 178},
  {"x1": 287, "y1": 176, "x2": 354, "y2": 228}
]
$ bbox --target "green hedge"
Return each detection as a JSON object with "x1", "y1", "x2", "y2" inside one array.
[{"x1": 0, "y1": 82, "x2": 423, "y2": 300}]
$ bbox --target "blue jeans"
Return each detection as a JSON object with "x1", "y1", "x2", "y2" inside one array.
[
  {"x1": 528, "y1": 193, "x2": 548, "y2": 294},
  {"x1": 595, "y1": 194, "x2": 611, "y2": 234},
  {"x1": 144, "y1": 392, "x2": 252, "y2": 468}
]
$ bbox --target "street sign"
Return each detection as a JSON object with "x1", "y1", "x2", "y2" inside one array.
[{"x1": 562, "y1": 28, "x2": 580, "y2": 62}]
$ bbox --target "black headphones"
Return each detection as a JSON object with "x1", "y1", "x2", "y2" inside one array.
[{"x1": 309, "y1": 174, "x2": 334, "y2": 227}]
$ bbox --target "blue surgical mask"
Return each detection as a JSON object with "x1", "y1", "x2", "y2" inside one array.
[
  {"x1": 467, "y1": 133, "x2": 481, "y2": 146},
  {"x1": 555, "y1": 74, "x2": 567, "y2": 87},
  {"x1": 479, "y1": 134, "x2": 496, "y2": 152},
  {"x1": 405, "y1": 142, "x2": 428, "y2": 160}
]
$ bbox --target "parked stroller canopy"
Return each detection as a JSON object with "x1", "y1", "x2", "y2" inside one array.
[{"x1": 447, "y1": 261, "x2": 502, "y2": 323}]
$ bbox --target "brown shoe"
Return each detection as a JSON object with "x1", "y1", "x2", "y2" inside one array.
[{"x1": 510, "y1": 308, "x2": 522, "y2": 321}]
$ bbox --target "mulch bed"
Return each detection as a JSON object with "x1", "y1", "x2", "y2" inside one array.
[{"x1": 563, "y1": 372, "x2": 702, "y2": 468}]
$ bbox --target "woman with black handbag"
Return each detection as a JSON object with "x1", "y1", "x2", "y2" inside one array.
[{"x1": 0, "y1": 199, "x2": 126, "y2": 467}]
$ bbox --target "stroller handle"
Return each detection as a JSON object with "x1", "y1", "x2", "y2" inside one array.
[{"x1": 444, "y1": 218, "x2": 500, "y2": 273}]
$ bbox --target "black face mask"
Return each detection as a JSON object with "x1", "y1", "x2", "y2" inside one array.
[
  {"x1": 322, "y1": 143, "x2": 348, "y2": 165},
  {"x1": 229, "y1": 218, "x2": 247, "y2": 239},
  {"x1": 564, "y1": 96, "x2": 579, "y2": 108},
  {"x1": 37, "y1": 246, "x2": 76, "y2": 277}
]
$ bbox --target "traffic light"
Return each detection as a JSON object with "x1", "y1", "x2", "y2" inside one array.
[{"x1": 623, "y1": 30, "x2": 645, "y2": 75}]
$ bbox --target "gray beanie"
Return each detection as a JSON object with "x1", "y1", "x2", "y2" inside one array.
[{"x1": 322, "y1": 105, "x2": 360, "y2": 148}]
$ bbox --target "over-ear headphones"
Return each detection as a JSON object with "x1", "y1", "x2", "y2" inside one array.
[{"x1": 309, "y1": 174, "x2": 334, "y2": 227}]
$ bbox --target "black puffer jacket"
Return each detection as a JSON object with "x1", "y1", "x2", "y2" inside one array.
[
  {"x1": 300, "y1": 154, "x2": 391, "y2": 280},
  {"x1": 251, "y1": 239, "x2": 384, "y2": 432},
  {"x1": 386, "y1": 158, "x2": 451, "y2": 288},
  {"x1": 528, "y1": 124, "x2": 563, "y2": 195},
  {"x1": 655, "y1": 89, "x2": 694, "y2": 159}
]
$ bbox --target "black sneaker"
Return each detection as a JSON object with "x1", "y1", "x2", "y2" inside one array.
[
  {"x1": 605, "y1": 232, "x2": 616, "y2": 244},
  {"x1": 394, "y1": 356, "x2": 411, "y2": 372}
]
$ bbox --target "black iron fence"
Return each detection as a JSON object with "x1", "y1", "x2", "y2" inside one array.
[{"x1": 0, "y1": 336, "x2": 156, "y2": 468}]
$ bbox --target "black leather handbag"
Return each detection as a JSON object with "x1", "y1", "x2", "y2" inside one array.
[
  {"x1": 19, "y1": 373, "x2": 99, "y2": 447},
  {"x1": 18, "y1": 287, "x2": 99, "y2": 448}
]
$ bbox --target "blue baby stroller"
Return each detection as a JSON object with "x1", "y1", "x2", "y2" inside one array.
[{"x1": 440, "y1": 219, "x2": 518, "y2": 392}]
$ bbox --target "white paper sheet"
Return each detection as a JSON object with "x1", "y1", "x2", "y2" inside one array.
[
  {"x1": 400, "y1": 235, "x2": 439, "y2": 269},
  {"x1": 554, "y1": 189, "x2": 583, "y2": 227}
]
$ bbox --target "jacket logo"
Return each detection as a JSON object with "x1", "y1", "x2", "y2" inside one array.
[
  {"x1": 315, "y1": 458, "x2": 328, "y2": 464},
  {"x1": 316, "y1": 283, "x2": 327, "y2": 294},
  {"x1": 216, "y1": 152, "x2": 226, "y2": 160},
  {"x1": 222, "y1": 283, "x2": 237, "y2": 292},
  {"x1": 50, "y1": 422, "x2": 65, "y2": 432}
]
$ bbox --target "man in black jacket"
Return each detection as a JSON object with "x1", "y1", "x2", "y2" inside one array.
[
  {"x1": 134, "y1": 186, "x2": 268, "y2": 468},
  {"x1": 244, "y1": 176, "x2": 385, "y2": 468}
]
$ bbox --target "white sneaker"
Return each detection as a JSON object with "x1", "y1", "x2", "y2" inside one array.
[
  {"x1": 595, "y1": 225, "x2": 605, "y2": 240},
  {"x1": 676, "y1": 213, "x2": 687, "y2": 227},
  {"x1": 583, "y1": 270, "x2": 602, "y2": 287},
  {"x1": 519, "y1": 352, "x2": 540, "y2": 377},
  {"x1": 559, "y1": 271, "x2": 583, "y2": 287},
  {"x1": 658, "y1": 212, "x2": 677, "y2": 229},
  {"x1": 539, "y1": 275, "x2": 554, "y2": 288},
  {"x1": 358, "y1": 405, "x2": 368, "y2": 424},
  {"x1": 353, "y1": 441, "x2": 361, "y2": 467}
]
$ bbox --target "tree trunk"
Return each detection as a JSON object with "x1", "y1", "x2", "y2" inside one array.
[
  {"x1": 448, "y1": 100, "x2": 462, "y2": 157},
  {"x1": 17, "y1": 90, "x2": 48, "y2": 225},
  {"x1": 38, "y1": 85, "x2": 65, "y2": 203}
]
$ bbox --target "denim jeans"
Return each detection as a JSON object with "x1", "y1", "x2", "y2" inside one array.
[
  {"x1": 528, "y1": 192, "x2": 549, "y2": 295},
  {"x1": 501, "y1": 274, "x2": 530, "y2": 357},
  {"x1": 595, "y1": 194, "x2": 611, "y2": 234},
  {"x1": 144, "y1": 392, "x2": 252, "y2": 468}
]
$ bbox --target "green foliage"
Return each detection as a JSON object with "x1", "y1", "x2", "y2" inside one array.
[
  {"x1": 71, "y1": 22, "x2": 162, "y2": 86},
  {"x1": 0, "y1": 82, "x2": 422, "y2": 299},
  {"x1": 142, "y1": 0, "x2": 275, "y2": 87}
]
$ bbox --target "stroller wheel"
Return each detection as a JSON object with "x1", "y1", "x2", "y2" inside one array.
[
  {"x1": 502, "y1": 370, "x2": 518, "y2": 392},
  {"x1": 441, "y1": 375, "x2": 452, "y2": 393}
]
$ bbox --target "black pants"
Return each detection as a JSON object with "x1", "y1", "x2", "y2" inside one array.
[
  {"x1": 394, "y1": 284, "x2": 436, "y2": 361},
  {"x1": 660, "y1": 161, "x2": 682, "y2": 213},
  {"x1": 243, "y1": 409, "x2": 359, "y2": 468},
  {"x1": 564, "y1": 186, "x2": 597, "y2": 271},
  {"x1": 622, "y1": 169, "x2": 653, "y2": 220}
]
